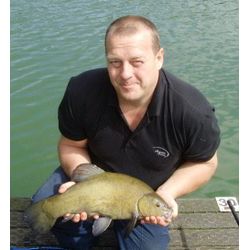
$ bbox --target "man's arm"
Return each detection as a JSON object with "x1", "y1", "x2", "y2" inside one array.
[
  {"x1": 57, "y1": 135, "x2": 100, "y2": 222},
  {"x1": 58, "y1": 135, "x2": 91, "y2": 177},
  {"x1": 142, "y1": 152, "x2": 218, "y2": 226},
  {"x1": 157, "y1": 152, "x2": 218, "y2": 199}
]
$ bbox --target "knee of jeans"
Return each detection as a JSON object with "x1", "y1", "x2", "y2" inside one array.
[
  {"x1": 116, "y1": 223, "x2": 170, "y2": 250},
  {"x1": 139, "y1": 233, "x2": 170, "y2": 250},
  {"x1": 51, "y1": 220, "x2": 95, "y2": 250}
]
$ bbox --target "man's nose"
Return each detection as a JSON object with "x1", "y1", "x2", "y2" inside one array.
[{"x1": 120, "y1": 62, "x2": 133, "y2": 80}]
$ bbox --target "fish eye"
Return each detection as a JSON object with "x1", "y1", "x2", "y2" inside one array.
[{"x1": 155, "y1": 202, "x2": 161, "y2": 208}]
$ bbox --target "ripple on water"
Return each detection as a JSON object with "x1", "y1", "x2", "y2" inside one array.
[{"x1": 11, "y1": 0, "x2": 238, "y2": 197}]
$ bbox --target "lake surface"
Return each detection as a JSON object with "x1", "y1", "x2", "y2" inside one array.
[{"x1": 11, "y1": 0, "x2": 238, "y2": 198}]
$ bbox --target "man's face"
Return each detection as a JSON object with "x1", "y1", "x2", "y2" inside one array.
[{"x1": 106, "y1": 30, "x2": 164, "y2": 106}]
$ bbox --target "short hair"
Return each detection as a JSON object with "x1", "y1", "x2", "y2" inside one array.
[{"x1": 105, "y1": 15, "x2": 161, "y2": 54}]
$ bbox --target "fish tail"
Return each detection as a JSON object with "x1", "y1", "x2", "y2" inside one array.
[{"x1": 24, "y1": 200, "x2": 56, "y2": 233}]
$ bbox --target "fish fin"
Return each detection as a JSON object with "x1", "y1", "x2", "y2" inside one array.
[
  {"x1": 124, "y1": 212, "x2": 139, "y2": 237},
  {"x1": 92, "y1": 217, "x2": 112, "y2": 236},
  {"x1": 71, "y1": 163, "x2": 105, "y2": 182},
  {"x1": 24, "y1": 200, "x2": 56, "y2": 233}
]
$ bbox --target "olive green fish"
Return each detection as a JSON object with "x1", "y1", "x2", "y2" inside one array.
[{"x1": 25, "y1": 164, "x2": 172, "y2": 236}]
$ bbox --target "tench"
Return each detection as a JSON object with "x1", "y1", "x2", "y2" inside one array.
[{"x1": 25, "y1": 164, "x2": 172, "y2": 236}]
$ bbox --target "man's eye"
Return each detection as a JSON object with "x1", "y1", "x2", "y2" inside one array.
[
  {"x1": 109, "y1": 61, "x2": 121, "y2": 68},
  {"x1": 132, "y1": 61, "x2": 143, "y2": 66}
]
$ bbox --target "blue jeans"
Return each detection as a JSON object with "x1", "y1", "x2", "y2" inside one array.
[{"x1": 32, "y1": 167, "x2": 170, "y2": 250}]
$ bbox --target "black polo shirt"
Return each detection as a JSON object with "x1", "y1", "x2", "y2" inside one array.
[{"x1": 58, "y1": 68, "x2": 220, "y2": 189}]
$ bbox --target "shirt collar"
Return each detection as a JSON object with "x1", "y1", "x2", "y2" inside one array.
[
  {"x1": 147, "y1": 68, "x2": 166, "y2": 117},
  {"x1": 107, "y1": 83, "x2": 119, "y2": 107}
]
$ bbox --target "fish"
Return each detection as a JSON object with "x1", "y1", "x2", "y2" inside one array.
[{"x1": 24, "y1": 164, "x2": 173, "y2": 236}]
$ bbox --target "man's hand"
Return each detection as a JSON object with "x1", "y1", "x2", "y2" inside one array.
[
  {"x1": 141, "y1": 216, "x2": 170, "y2": 226},
  {"x1": 58, "y1": 181, "x2": 99, "y2": 223},
  {"x1": 140, "y1": 191, "x2": 178, "y2": 226}
]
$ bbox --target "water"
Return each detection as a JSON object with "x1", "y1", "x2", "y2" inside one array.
[{"x1": 10, "y1": 0, "x2": 238, "y2": 198}]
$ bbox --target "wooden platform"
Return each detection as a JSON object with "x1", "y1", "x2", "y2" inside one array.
[{"x1": 10, "y1": 198, "x2": 239, "y2": 250}]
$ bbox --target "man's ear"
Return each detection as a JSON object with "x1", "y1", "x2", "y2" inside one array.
[{"x1": 156, "y1": 48, "x2": 164, "y2": 69}]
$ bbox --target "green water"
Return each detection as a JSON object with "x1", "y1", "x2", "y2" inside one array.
[{"x1": 11, "y1": 0, "x2": 238, "y2": 198}]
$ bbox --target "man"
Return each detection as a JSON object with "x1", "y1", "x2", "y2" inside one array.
[{"x1": 32, "y1": 15, "x2": 220, "y2": 250}]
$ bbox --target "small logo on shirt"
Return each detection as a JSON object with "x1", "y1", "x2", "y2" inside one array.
[{"x1": 153, "y1": 147, "x2": 170, "y2": 158}]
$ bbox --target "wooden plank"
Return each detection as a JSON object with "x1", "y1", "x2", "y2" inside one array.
[
  {"x1": 178, "y1": 198, "x2": 220, "y2": 213},
  {"x1": 11, "y1": 198, "x2": 30, "y2": 211},
  {"x1": 170, "y1": 212, "x2": 238, "y2": 229},
  {"x1": 11, "y1": 228, "x2": 58, "y2": 246},
  {"x1": 169, "y1": 228, "x2": 239, "y2": 247},
  {"x1": 11, "y1": 211, "x2": 28, "y2": 228}
]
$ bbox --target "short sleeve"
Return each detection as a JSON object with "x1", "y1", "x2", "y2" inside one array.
[
  {"x1": 183, "y1": 108, "x2": 220, "y2": 161},
  {"x1": 58, "y1": 78, "x2": 87, "y2": 141}
]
